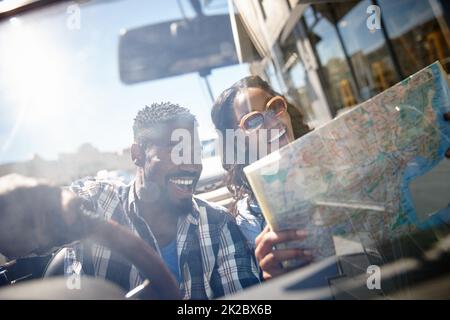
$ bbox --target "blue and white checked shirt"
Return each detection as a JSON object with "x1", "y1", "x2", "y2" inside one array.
[{"x1": 69, "y1": 177, "x2": 260, "y2": 299}]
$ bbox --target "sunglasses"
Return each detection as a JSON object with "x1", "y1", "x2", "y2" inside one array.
[{"x1": 239, "y1": 95, "x2": 288, "y2": 133}]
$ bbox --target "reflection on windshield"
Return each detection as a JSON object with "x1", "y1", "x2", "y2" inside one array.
[{"x1": 0, "y1": 0, "x2": 246, "y2": 184}]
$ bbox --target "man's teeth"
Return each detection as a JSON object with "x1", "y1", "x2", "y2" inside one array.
[{"x1": 169, "y1": 178, "x2": 194, "y2": 186}]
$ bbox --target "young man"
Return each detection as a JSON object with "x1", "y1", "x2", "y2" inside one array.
[{"x1": 0, "y1": 102, "x2": 260, "y2": 299}]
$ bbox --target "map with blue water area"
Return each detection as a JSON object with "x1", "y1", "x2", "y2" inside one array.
[{"x1": 244, "y1": 62, "x2": 450, "y2": 261}]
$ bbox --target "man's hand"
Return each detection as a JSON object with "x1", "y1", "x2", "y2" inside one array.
[
  {"x1": 254, "y1": 225, "x2": 312, "y2": 280},
  {"x1": 0, "y1": 174, "x2": 81, "y2": 259}
]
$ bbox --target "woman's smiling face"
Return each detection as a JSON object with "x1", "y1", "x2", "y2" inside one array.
[{"x1": 232, "y1": 87, "x2": 295, "y2": 155}]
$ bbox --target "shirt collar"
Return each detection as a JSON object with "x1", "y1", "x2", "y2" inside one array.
[{"x1": 188, "y1": 197, "x2": 200, "y2": 225}]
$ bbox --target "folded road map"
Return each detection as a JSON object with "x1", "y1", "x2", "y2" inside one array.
[{"x1": 244, "y1": 62, "x2": 450, "y2": 265}]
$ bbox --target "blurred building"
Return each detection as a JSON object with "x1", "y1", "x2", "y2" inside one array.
[
  {"x1": 229, "y1": 0, "x2": 450, "y2": 129},
  {"x1": 0, "y1": 144, "x2": 134, "y2": 186}
]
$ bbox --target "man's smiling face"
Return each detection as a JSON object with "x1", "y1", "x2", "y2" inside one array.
[{"x1": 138, "y1": 119, "x2": 203, "y2": 211}]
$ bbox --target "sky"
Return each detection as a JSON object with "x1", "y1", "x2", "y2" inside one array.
[{"x1": 0, "y1": 0, "x2": 249, "y2": 164}]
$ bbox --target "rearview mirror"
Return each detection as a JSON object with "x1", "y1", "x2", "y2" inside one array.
[{"x1": 118, "y1": 14, "x2": 239, "y2": 84}]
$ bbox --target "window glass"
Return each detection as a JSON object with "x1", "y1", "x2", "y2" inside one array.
[
  {"x1": 337, "y1": 0, "x2": 398, "y2": 100},
  {"x1": 303, "y1": 6, "x2": 316, "y2": 29},
  {"x1": 379, "y1": 0, "x2": 450, "y2": 74},
  {"x1": 309, "y1": 5, "x2": 358, "y2": 112},
  {"x1": 280, "y1": 33, "x2": 316, "y2": 124}
]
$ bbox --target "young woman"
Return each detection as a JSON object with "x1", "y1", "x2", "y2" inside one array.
[{"x1": 211, "y1": 76, "x2": 311, "y2": 279}]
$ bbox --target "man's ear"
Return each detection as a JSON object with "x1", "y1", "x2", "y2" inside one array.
[{"x1": 131, "y1": 143, "x2": 145, "y2": 167}]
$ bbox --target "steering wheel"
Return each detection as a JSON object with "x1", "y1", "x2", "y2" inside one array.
[{"x1": 41, "y1": 220, "x2": 179, "y2": 300}]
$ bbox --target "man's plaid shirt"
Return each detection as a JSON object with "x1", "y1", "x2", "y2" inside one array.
[{"x1": 69, "y1": 178, "x2": 260, "y2": 299}]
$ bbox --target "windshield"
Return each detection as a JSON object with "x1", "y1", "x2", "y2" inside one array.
[
  {"x1": 0, "y1": 0, "x2": 246, "y2": 185},
  {"x1": 1, "y1": 0, "x2": 450, "y2": 301}
]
